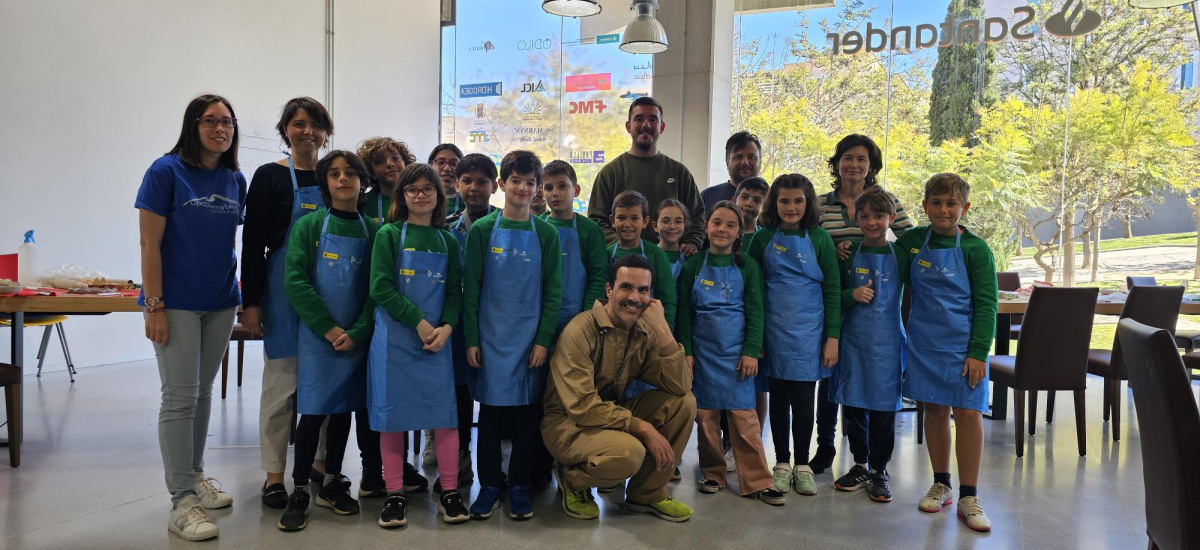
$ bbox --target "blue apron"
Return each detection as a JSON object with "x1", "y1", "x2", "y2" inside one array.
[
  {"x1": 262, "y1": 156, "x2": 321, "y2": 359},
  {"x1": 830, "y1": 243, "x2": 906, "y2": 412},
  {"x1": 449, "y1": 214, "x2": 473, "y2": 385},
  {"x1": 296, "y1": 213, "x2": 370, "y2": 415},
  {"x1": 761, "y1": 229, "x2": 827, "y2": 382},
  {"x1": 368, "y1": 223, "x2": 458, "y2": 432},
  {"x1": 371, "y1": 192, "x2": 389, "y2": 224},
  {"x1": 690, "y1": 252, "x2": 755, "y2": 410},
  {"x1": 902, "y1": 229, "x2": 988, "y2": 411},
  {"x1": 467, "y1": 212, "x2": 546, "y2": 406},
  {"x1": 669, "y1": 254, "x2": 685, "y2": 282},
  {"x1": 552, "y1": 215, "x2": 587, "y2": 335}
]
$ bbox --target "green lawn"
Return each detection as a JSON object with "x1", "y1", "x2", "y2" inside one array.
[{"x1": 1019, "y1": 231, "x2": 1196, "y2": 256}]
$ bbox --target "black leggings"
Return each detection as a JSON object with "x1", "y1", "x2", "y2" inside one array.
[
  {"x1": 842, "y1": 406, "x2": 896, "y2": 471},
  {"x1": 291, "y1": 410, "x2": 381, "y2": 487},
  {"x1": 456, "y1": 384, "x2": 474, "y2": 452},
  {"x1": 477, "y1": 403, "x2": 541, "y2": 487},
  {"x1": 768, "y1": 378, "x2": 817, "y2": 464}
]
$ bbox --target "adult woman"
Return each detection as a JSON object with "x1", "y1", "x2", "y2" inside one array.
[
  {"x1": 429, "y1": 143, "x2": 465, "y2": 217},
  {"x1": 137, "y1": 94, "x2": 246, "y2": 541},
  {"x1": 359, "y1": 137, "x2": 416, "y2": 224},
  {"x1": 240, "y1": 97, "x2": 344, "y2": 507},
  {"x1": 811, "y1": 133, "x2": 914, "y2": 476}
]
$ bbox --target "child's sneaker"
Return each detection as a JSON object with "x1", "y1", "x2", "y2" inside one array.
[
  {"x1": 378, "y1": 494, "x2": 407, "y2": 529},
  {"x1": 309, "y1": 469, "x2": 351, "y2": 490},
  {"x1": 671, "y1": 467, "x2": 682, "y2": 481},
  {"x1": 918, "y1": 482, "x2": 954, "y2": 513},
  {"x1": 697, "y1": 478, "x2": 721, "y2": 494},
  {"x1": 403, "y1": 462, "x2": 429, "y2": 493},
  {"x1": 194, "y1": 474, "x2": 233, "y2": 509},
  {"x1": 622, "y1": 497, "x2": 693, "y2": 522},
  {"x1": 277, "y1": 489, "x2": 310, "y2": 532},
  {"x1": 509, "y1": 485, "x2": 534, "y2": 521},
  {"x1": 867, "y1": 470, "x2": 892, "y2": 502},
  {"x1": 422, "y1": 431, "x2": 437, "y2": 466},
  {"x1": 724, "y1": 448, "x2": 736, "y2": 472},
  {"x1": 791, "y1": 465, "x2": 817, "y2": 496},
  {"x1": 439, "y1": 490, "x2": 471, "y2": 524},
  {"x1": 810, "y1": 445, "x2": 836, "y2": 475},
  {"x1": 470, "y1": 485, "x2": 502, "y2": 520},
  {"x1": 316, "y1": 480, "x2": 360, "y2": 515},
  {"x1": 834, "y1": 465, "x2": 870, "y2": 492},
  {"x1": 772, "y1": 463, "x2": 792, "y2": 492},
  {"x1": 957, "y1": 496, "x2": 992, "y2": 532},
  {"x1": 359, "y1": 474, "x2": 387, "y2": 499},
  {"x1": 169, "y1": 495, "x2": 219, "y2": 541},
  {"x1": 749, "y1": 488, "x2": 787, "y2": 506}
]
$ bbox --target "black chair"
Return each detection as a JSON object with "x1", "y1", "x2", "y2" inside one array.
[
  {"x1": 1117, "y1": 319, "x2": 1200, "y2": 550},
  {"x1": 0, "y1": 362, "x2": 21, "y2": 467},
  {"x1": 989, "y1": 287, "x2": 1098, "y2": 457},
  {"x1": 1086, "y1": 285, "x2": 1184, "y2": 442},
  {"x1": 997, "y1": 272, "x2": 1023, "y2": 340},
  {"x1": 1127, "y1": 276, "x2": 1200, "y2": 352}
]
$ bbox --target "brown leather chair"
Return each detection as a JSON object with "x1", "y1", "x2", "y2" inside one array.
[
  {"x1": 989, "y1": 286, "x2": 1098, "y2": 457},
  {"x1": 1127, "y1": 276, "x2": 1200, "y2": 352},
  {"x1": 997, "y1": 271, "x2": 1023, "y2": 340},
  {"x1": 221, "y1": 322, "x2": 262, "y2": 399},
  {"x1": 0, "y1": 362, "x2": 21, "y2": 467},
  {"x1": 1086, "y1": 285, "x2": 1184, "y2": 442},
  {"x1": 1116, "y1": 319, "x2": 1200, "y2": 550}
]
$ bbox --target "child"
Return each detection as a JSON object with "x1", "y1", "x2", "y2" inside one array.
[
  {"x1": 358, "y1": 137, "x2": 416, "y2": 224},
  {"x1": 540, "y1": 160, "x2": 608, "y2": 334},
  {"x1": 464, "y1": 150, "x2": 562, "y2": 521},
  {"x1": 896, "y1": 173, "x2": 996, "y2": 532},
  {"x1": 746, "y1": 173, "x2": 841, "y2": 497},
  {"x1": 653, "y1": 198, "x2": 689, "y2": 282},
  {"x1": 733, "y1": 177, "x2": 769, "y2": 250},
  {"x1": 678, "y1": 201, "x2": 784, "y2": 506},
  {"x1": 829, "y1": 186, "x2": 909, "y2": 503},
  {"x1": 368, "y1": 163, "x2": 470, "y2": 528},
  {"x1": 607, "y1": 190, "x2": 677, "y2": 328},
  {"x1": 279, "y1": 150, "x2": 383, "y2": 531}
]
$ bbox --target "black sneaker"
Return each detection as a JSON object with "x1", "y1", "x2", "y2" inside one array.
[
  {"x1": 262, "y1": 482, "x2": 288, "y2": 509},
  {"x1": 378, "y1": 494, "x2": 408, "y2": 529},
  {"x1": 697, "y1": 479, "x2": 721, "y2": 494},
  {"x1": 867, "y1": 470, "x2": 892, "y2": 502},
  {"x1": 439, "y1": 490, "x2": 471, "y2": 524},
  {"x1": 359, "y1": 474, "x2": 386, "y2": 499},
  {"x1": 277, "y1": 489, "x2": 310, "y2": 532},
  {"x1": 316, "y1": 480, "x2": 360, "y2": 515},
  {"x1": 309, "y1": 469, "x2": 352, "y2": 490},
  {"x1": 749, "y1": 487, "x2": 787, "y2": 506},
  {"x1": 810, "y1": 445, "x2": 836, "y2": 475},
  {"x1": 403, "y1": 462, "x2": 429, "y2": 493},
  {"x1": 834, "y1": 465, "x2": 870, "y2": 492}
]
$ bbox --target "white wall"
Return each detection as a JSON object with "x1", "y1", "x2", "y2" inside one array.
[{"x1": 0, "y1": 0, "x2": 441, "y2": 374}]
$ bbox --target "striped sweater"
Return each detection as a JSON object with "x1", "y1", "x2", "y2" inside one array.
[{"x1": 818, "y1": 190, "x2": 915, "y2": 245}]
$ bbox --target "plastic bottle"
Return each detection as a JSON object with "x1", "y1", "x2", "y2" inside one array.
[{"x1": 17, "y1": 230, "x2": 37, "y2": 287}]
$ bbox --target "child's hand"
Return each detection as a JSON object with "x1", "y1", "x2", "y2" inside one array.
[
  {"x1": 332, "y1": 332, "x2": 356, "y2": 352},
  {"x1": 853, "y1": 280, "x2": 875, "y2": 303},
  {"x1": 821, "y1": 338, "x2": 839, "y2": 368},
  {"x1": 681, "y1": 244, "x2": 699, "y2": 257},
  {"x1": 962, "y1": 357, "x2": 986, "y2": 388},
  {"x1": 737, "y1": 356, "x2": 758, "y2": 380},
  {"x1": 836, "y1": 240, "x2": 853, "y2": 261},
  {"x1": 529, "y1": 344, "x2": 549, "y2": 368},
  {"x1": 416, "y1": 320, "x2": 435, "y2": 346},
  {"x1": 423, "y1": 324, "x2": 452, "y2": 352},
  {"x1": 324, "y1": 326, "x2": 347, "y2": 345},
  {"x1": 467, "y1": 347, "x2": 482, "y2": 368}
]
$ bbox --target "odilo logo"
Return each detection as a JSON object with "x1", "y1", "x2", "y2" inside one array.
[{"x1": 569, "y1": 100, "x2": 608, "y2": 114}]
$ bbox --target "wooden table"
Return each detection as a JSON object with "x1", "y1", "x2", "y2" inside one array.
[
  {"x1": 1, "y1": 294, "x2": 141, "y2": 446},
  {"x1": 989, "y1": 297, "x2": 1200, "y2": 420}
]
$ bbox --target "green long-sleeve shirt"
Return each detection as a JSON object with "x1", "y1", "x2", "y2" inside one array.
[
  {"x1": 607, "y1": 240, "x2": 677, "y2": 328},
  {"x1": 284, "y1": 208, "x2": 381, "y2": 345},
  {"x1": 894, "y1": 225, "x2": 998, "y2": 362},
  {"x1": 587, "y1": 152, "x2": 706, "y2": 250},
  {"x1": 363, "y1": 187, "x2": 393, "y2": 225},
  {"x1": 839, "y1": 243, "x2": 911, "y2": 310},
  {"x1": 747, "y1": 226, "x2": 843, "y2": 339},
  {"x1": 463, "y1": 210, "x2": 563, "y2": 349},
  {"x1": 369, "y1": 221, "x2": 462, "y2": 329},
  {"x1": 677, "y1": 252, "x2": 764, "y2": 358},
  {"x1": 541, "y1": 213, "x2": 609, "y2": 311}
]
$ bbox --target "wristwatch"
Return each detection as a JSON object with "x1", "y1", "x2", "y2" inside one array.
[{"x1": 145, "y1": 296, "x2": 164, "y2": 311}]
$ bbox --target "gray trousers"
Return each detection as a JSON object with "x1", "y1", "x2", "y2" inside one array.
[{"x1": 152, "y1": 307, "x2": 236, "y2": 506}]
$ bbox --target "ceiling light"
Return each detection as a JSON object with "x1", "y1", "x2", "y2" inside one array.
[
  {"x1": 620, "y1": 1, "x2": 668, "y2": 54},
  {"x1": 542, "y1": 0, "x2": 602, "y2": 17}
]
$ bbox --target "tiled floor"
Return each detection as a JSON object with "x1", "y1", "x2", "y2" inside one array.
[{"x1": 0, "y1": 354, "x2": 1164, "y2": 549}]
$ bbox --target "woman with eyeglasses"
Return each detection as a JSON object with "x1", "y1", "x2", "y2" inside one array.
[
  {"x1": 429, "y1": 143, "x2": 464, "y2": 217},
  {"x1": 137, "y1": 94, "x2": 246, "y2": 541}
]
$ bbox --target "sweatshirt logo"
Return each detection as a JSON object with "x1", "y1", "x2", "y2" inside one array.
[{"x1": 183, "y1": 193, "x2": 240, "y2": 215}]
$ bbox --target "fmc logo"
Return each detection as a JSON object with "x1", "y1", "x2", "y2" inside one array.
[
  {"x1": 468, "y1": 130, "x2": 489, "y2": 143},
  {"x1": 569, "y1": 100, "x2": 608, "y2": 114},
  {"x1": 827, "y1": 0, "x2": 1101, "y2": 55}
]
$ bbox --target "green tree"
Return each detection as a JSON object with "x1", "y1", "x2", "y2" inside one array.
[{"x1": 928, "y1": 0, "x2": 997, "y2": 147}]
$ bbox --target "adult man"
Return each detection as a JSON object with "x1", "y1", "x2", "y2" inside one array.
[
  {"x1": 542, "y1": 254, "x2": 697, "y2": 522},
  {"x1": 700, "y1": 131, "x2": 762, "y2": 215},
  {"x1": 588, "y1": 96, "x2": 705, "y2": 255}
]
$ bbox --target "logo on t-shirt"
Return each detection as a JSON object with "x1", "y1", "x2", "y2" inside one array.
[{"x1": 183, "y1": 194, "x2": 240, "y2": 215}]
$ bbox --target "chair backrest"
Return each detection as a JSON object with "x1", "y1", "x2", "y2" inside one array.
[
  {"x1": 1127, "y1": 276, "x2": 1158, "y2": 289},
  {"x1": 1013, "y1": 286, "x2": 1099, "y2": 390},
  {"x1": 1118, "y1": 318, "x2": 1200, "y2": 550},
  {"x1": 996, "y1": 271, "x2": 1022, "y2": 292},
  {"x1": 1110, "y1": 285, "x2": 1185, "y2": 379}
]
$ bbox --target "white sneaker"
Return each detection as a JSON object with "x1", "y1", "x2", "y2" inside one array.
[
  {"x1": 957, "y1": 496, "x2": 992, "y2": 532},
  {"x1": 724, "y1": 448, "x2": 736, "y2": 472},
  {"x1": 194, "y1": 473, "x2": 233, "y2": 509},
  {"x1": 422, "y1": 431, "x2": 437, "y2": 467},
  {"x1": 168, "y1": 495, "x2": 219, "y2": 541},
  {"x1": 918, "y1": 482, "x2": 954, "y2": 513}
]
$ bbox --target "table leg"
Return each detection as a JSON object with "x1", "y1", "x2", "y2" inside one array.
[
  {"x1": 2, "y1": 312, "x2": 23, "y2": 447},
  {"x1": 989, "y1": 313, "x2": 1011, "y2": 421}
]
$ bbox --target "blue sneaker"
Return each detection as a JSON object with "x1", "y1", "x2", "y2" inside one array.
[
  {"x1": 469, "y1": 486, "x2": 502, "y2": 520},
  {"x1": 509, "y1": 485, "x2": 534, "y2": 521}
]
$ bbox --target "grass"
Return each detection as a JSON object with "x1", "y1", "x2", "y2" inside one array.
[{"x1": 1018, "y1": 231, "x2": 1195, "y2": 256}]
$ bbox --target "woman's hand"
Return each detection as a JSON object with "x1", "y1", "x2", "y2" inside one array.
[
  {"x1": 145, "y1": 310, "x2": 169, "y2": 345},
  {"x1": 241, "y1": 306, "x2": 263, "y2": 335}
]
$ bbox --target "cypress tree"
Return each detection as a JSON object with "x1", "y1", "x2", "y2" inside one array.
[{"x1": 928, "y1": 0, "x2": 998, "y2": 147}]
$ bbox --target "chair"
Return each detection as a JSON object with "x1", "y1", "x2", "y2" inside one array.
[
  {"x1": 0, "y1": 315, "x2": 76, "y2": 382},
  {"x1": 1126, "y1": 276, "x2": 1200, "y2": 351},
  {"x1": 1086, "y1": 285, "x2": 1183, "y2": 442},
  {"x1": 1117, "y1": 319, "x2": 1200, "y2": 550},
  {"x1": 988, "y1": 286, "x2": 1098, "y2": 457},
  {"x1": 221, "y1": 322, "x2": 261, "y2": 399},
  {"x1": 997, "y1": 271, "x2": 1023, "y2": 340},
  {"x1": 0, "y1": 362, "x2": 22, "y2": 467}
]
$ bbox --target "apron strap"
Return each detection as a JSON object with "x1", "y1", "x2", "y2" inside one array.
[
  {"x1": 287, "y1": 155, "x2": 300, "y2": 191},
  {"x1": 377, "y1": 193, "x2": 384, "y2": 223}
]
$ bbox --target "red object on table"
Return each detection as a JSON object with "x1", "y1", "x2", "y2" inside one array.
[{"x1": 0, "y1": 254, "x2": 16, "y2": 281}]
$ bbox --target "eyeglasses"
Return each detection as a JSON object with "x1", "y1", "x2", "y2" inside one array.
[
  {"x1": 197, "y1": 116, "x2": 236, "y2": 129},
  {"x1": 657, "y1": 219, "x2": 686, "y2": 227},
  {"x1": 404, "y1": 185, "x2": 438, "y2": 197},
  {"x1": 433, "y1": 159, "x2": 459, "y2": 169}
]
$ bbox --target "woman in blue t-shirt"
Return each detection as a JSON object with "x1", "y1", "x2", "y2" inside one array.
[{"x1": 136, "y1": 94, "x2": 246, "y2": 543}]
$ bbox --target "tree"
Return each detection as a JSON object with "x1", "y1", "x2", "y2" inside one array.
[{"x1": 928, "y1": 0, "x2": 997, "y2": 147}]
